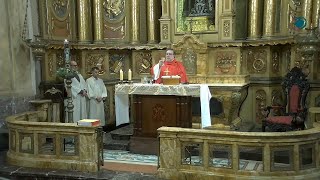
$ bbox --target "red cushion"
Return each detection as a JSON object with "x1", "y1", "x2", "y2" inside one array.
[
  {"x1": 289, "y1": 85, "x2": 300, "y2": 113},
  {"x1": 266, "y1": 116, "x2": 293, "y2": 125}
]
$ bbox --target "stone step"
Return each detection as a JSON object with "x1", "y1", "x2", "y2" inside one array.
[
  {"x1": 104, "y1": 130, "x2": 130, "y2": 151},
  {"x1": 109, "y1": 124, "x2": 133, "y2": 141}
]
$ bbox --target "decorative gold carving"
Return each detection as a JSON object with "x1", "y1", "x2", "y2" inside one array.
[
  {"x1": 173, "y1": 34, "x2": 207, "y2": 76},
  {"x1": 49, "y1": 0, "x2": 71, "y2": 37},
  {"x1": 103, "y1": 0, "x2": 126, "y2": 39},
  {"x1": 185, "y1": 17, "x2": 215, "y2": 32},
  {"x1": 109, "y1": 53, "x2": 125, "y2": 73},
  {"x1": 173, "y1": 34, "x2": 207, "y2": 53},
  {"x1": 215, "y1": 51, "x2": 237, "y2": 74},
  {"x1": 176, "y1": 0, "x2": 215, "y2": 33},
  {"x1": 182, "y1": 48, "x2": 197, "y2": 74},
  {"x1": 255, "y1": 90, "x2": 266, "y2": 124},
  {"x1": 52, "y1": 0, "x2": 68, "y2": 19},
  {"x1": 85, "y1": 54, "x2": 106, "y2": 75},
  {"x1": 103, "y1": 0, "x2": 124, "y2": 18},
  {"x1": 272, "y1": 50, "x2": 280, "y2": 73},
  {"x1": 206, "y1": 75, "x2": 249, "y2": 84},
  {"x1": 56, "y1": 51, "x2": 65, "y2": 69},
  {"x1": 247, "y1": 49, "x2": 267, "y2": 73},
  {"x1": 271, "y1": 89, "x2": 284, "y2": 116},
  {"x1": 223, "y1": 20, "x2": 231, "y2": 37},
  {"x1": 152, "y1": 104, "x2": 167, "y2": 126},
  {"x1": 162, "y1": 24, "x2": 169, "y2": 40},
  {"x1": 135, "y1": 52, "x2": 152, "y2": 74},
  {"x1": 48, "y1": 53, "x2": 54, "y2": 77}
]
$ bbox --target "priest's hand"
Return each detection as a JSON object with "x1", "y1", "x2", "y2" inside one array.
[
  {"x1": 159, "y1": 59, "x2": 164, "y2": 67},
  {"x1": 96, "y1": 97, "x2": 102, "y2": 102},
  {"x1": 82, "y1": 90, "x2": 88, "y2": 97}
]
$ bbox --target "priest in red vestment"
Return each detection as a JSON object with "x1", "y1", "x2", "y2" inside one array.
[{"x1": 152, "y1": 49, "x2": 188, "y2": 84}]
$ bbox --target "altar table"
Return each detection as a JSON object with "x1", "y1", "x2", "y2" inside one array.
[{"x1": 115, "y1": 83, "x2": 212, "y2": 129}]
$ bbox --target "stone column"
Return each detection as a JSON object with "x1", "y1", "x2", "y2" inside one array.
[
  {"x1": 147, "y1": 0, "x2": 158, "y2": 44},
  {"x1": 131, "y1": 0, "x2": 140, "y2": 44},
  {"x1": 262, "y1": 0, "x2": 276, "y2": 38},
  {"x1": 302, "y1": 0, "x2": 313, "y2": 29},
  {"x1": 77, "y1": 0, "x2": 92, "y2": 43},
  {"x1": 247, "y1": 0, "x2": 263, "y2": 39},
  {"x1": 312, "y1": 0, "x2": 320, "y2": 28},
  {"x1": 92, "y1": 0, "x2": 104, "y2": 43},
  {"x1": 159, "y1": 0, "x2": 171, "y2": 44}
]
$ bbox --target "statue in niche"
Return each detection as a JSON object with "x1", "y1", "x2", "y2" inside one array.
[{"x1": 183, "y1": 0, "x2": 215, "y2": 23}]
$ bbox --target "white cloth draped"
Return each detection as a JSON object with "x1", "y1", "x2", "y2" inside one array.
[
  {"x1": 86, "y1": 77, "x2": 108, "y2": 126},
  {"x1": 115, "y1": 94, "x2": 130, "y2": 126},
  {"x1": 115, "y1": 83, "x2": 212, "y2": 128},
  {"x1": 153, "y1": 63, "x2": 160, "y2": 80},
  {"x1": 200, "y1": 84, "x2": 212, "y2": 128}
]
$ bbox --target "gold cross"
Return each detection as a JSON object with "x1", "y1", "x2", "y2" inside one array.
[{"x1": 164, "y1": 68, "x2": 170, "y2": 76}]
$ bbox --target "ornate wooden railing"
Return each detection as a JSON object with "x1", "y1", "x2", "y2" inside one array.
[
  {"x1": 158, "y1": 124, "x2": 320, "y2": 179},
  {"x1": 6, "y1": 111, "x2": 102, "y2": 172}
]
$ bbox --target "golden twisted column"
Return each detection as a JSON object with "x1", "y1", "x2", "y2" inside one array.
[
  {"x1": 312, "y1": 0, "x2": 320, "y2": 28},
  {"x1": 302, "y1": 0, "x2": 313, "y2": 29},
  {"x1": 247, "y1": 0, "x2": 263, "y2": 39},
  {"x1": 262, "y1": 0, "x2": 276, "y2": 38},
  {"x1": 77, "y1": 0, "x2": 92, "y2": 43},
  {"x1": 147, "y1": 0, "x2": 158, "y2": 44},
  {"x1": 131, "y1": 0, "x2": 140, "y2": 44},
  {"x1": 93, "y1": 0, "x2": 103, "y2": 43}
]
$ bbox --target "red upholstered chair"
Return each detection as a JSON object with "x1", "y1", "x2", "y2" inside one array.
[{"x1": 262, "y1": 67, "x2": 310, "y2": 132}]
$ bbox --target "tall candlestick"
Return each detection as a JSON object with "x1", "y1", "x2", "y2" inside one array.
[
  {"x1": 128, "y1": 69, "x2": 132, "y2": 81},
  {"x1": 119, "y1": 69, "x2": 123, "y2": 81}
]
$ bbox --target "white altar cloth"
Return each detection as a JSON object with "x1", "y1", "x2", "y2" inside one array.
[{"x1": 115, "y1": 83, "x2": 212, "y2": 128}]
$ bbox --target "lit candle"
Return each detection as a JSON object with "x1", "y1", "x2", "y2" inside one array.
[
  {"x1": 128, "y1": 69, "x2": 132, "y2": 81},
  {"x1": 64, "y1": 39, "x2": 70, "y2": 63},
  {"x1": 119, "y1": 69, "x2": 123, "y2": 81}
]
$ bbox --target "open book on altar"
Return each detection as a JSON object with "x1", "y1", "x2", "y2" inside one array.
[{"x1": 77, "y1": 119, "x2": 100, "y2": 127}]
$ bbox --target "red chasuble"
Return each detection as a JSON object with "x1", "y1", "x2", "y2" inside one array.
[{"x1": 155, "y1": 59, "x2": 188, "y2": 84}]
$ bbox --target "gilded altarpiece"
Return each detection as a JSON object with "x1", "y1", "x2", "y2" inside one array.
[
  {"x1": 173, "y1": 34, "x2": 207, "y2": 83},
  {"x1": 103, "y1": 0, "x2": 128, "y2": 41},
  {"x1": 39, "y1": 0, "x2": 76, "y2": 40},
  {"x1": 83, "y1": 52, "x2": 109, "y2": 79},
  {"x1": 132, "y1": 51, "x2": 153, "y2": 76},
  {"x1": 43, "y1": 50, "x2": 81, "y2": 82},
  {"x1": 175, "y1": 0, "x2": 216, "y2": 33}
]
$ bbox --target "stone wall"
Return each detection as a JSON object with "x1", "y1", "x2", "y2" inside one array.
[
  {"x1": 0, "y1": 0, "x2": 36, "y2": 96},
  {"x1": 0, "y1": 0, "x2": 37, "y2": 149}
]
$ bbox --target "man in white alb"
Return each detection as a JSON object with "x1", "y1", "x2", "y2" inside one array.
[
  {"x1": 65, "y1": 61, "x2": 88, "y2": 123},
  {"x1": 86, "y1": 67, "x2": 108, "y2": 126}
]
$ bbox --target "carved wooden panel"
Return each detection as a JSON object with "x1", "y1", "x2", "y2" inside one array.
[
  {"x1": 215, "y1": 51, "x2": 237, "y2": 75},
  {"x1": 182, "y1": 48, "x2": 197, "y2": 74},
  {"x1": 247, "y1": 49, "x2": 267, "y2": 74},
  {"x1": 85, "y1": 53, "x2": 106, "y2": 75},
  {"x1": 103, "y1": 0, "x2": 126, "y2": 39},
  {"x1": 255, "y1": 89, "x2": 266, "y2": 124},
  {"x1": 272, "y1": 50, "x2": 281, "y2": 74},
  {"x1": 135, "y1": 52, "x2": 152, "y2": 74},
  {"x1": 44, "y1": 0, "x2": 75, "y2": 39},
  {"x1": 109, "y1": 52, "x2": 126, "y2": 74},
  {"x1": 133, "y1": 95, "x2": 192, "y2": 137}
]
